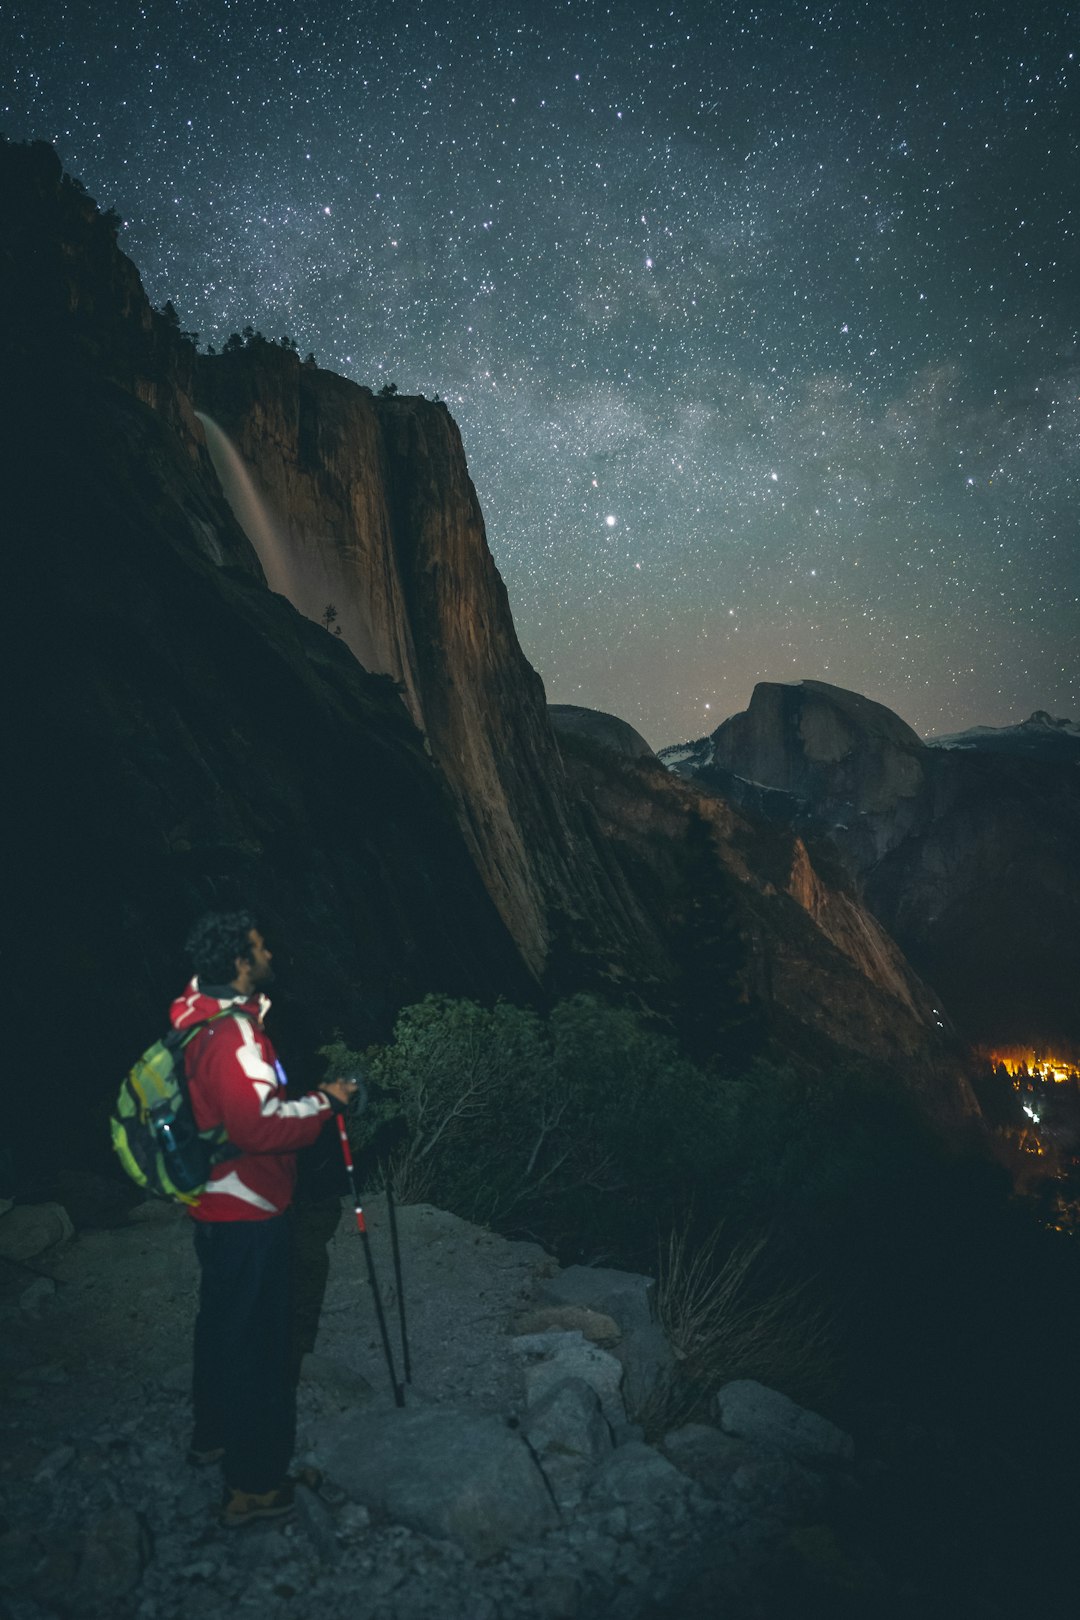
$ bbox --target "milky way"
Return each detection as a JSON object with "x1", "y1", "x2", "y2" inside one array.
[{"x1": 4, "y1": 0, "x2": 1078, "y2": 745}]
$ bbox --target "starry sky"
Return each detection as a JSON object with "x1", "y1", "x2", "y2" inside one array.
[{"x1": 4, "y1": 0, "x2": 1078, "y2": 747}]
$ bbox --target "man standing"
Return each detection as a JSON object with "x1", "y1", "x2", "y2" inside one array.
[{"x1": 172, "y1": 910, "x2": 356, "y2": 1528}]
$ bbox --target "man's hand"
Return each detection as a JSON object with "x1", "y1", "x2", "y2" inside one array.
[{"x1": 321, "y1": 1076, "x2": 360, "y2": 1112}]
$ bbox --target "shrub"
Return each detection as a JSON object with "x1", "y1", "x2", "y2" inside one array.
[{"x1": 322, "y1": 993, "x2": 737, "y2": 1251}]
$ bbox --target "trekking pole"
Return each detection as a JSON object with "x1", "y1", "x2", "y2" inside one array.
[
  {"x1": 335, "y1": 1115, "x2": 404, "y2": 1408},
  {"x1": 384, "y1": 1166, "x2": 412, "y2": 1385}
]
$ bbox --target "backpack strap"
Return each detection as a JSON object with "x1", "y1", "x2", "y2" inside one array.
[
  {"x1": 168, "y1": 1004, "x2": 256, "y2": 1054},
  {"x1": 172, "y1": 1007, "x2": 258, "y2": 1160}
]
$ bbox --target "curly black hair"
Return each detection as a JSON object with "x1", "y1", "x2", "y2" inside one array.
[{"x1": 184, "y1": 910, "x2": 258, "y2": 985}]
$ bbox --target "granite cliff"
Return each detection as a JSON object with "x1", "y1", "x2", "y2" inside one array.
[
  {"x1": 195, "y1": 351, "x2": 628, "y2": 979},
  {"x1": 553, "y1": 725, "x2": 958, "y2": 1100},
  {"x1": 2, "y1": 141, "x2": 533, "y2": 1174}
]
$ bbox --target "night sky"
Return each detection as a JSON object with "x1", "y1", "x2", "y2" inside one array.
[{"x1": 4, "y1": 1, "x2": 1078, "y2": 747}]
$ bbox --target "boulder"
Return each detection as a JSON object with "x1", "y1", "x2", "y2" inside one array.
[
  {"x1": 512, "y1": 1330, "x2": 626, "y2": 1427},
  {"x1": 0, "y1": 1202, "x2": 74, "y2": 1262},
  {"x1": 661, "y1": 1421, "x2": 749, "y2": 1496},
  {"x1": 512, "y1": 1304, "x2": 621, "y2": 1347},
  {"x1": 311, "y1": 1402, "x2": 557, "y2": 1559},
  {"x1": 537, "y1": 1266, "x2": 655, "y2": 1338},
  {"x1": 522, "y1": 1377, "x2": 613, "y2": 1506},
  {"x1": 299, "y1": 1351, "x2": 374, "y2": 1408},
  {"x1": 662, "y1": 1421, "x2": 825, "y2": 1520},
  {"x1": 713, "y1": 1380, "x2": 854, "y2": 1466},
  {"x1": 611, "y1": 1320, "x2": 676, "y2": 1408},
  {"x1": 586, "y1": 1441, "x2": 699, "y2": 1534}
]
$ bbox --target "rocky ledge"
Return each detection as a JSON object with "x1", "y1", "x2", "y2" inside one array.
[{"x1": 1, "y1": 1195, "x2": 862, "y2": 1619}]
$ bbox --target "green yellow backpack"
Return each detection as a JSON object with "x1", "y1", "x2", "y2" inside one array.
[{"x1": 110, "y1": 1010, "x2": 246, "y2": 1203}]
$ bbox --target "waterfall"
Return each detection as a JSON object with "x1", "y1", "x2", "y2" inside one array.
[
  {"x1": 195, "y1": 411, "x2": 296, "y2": 602},
  {"x1": 195, "y1": 410, "x2": 381, "y2": 672}
]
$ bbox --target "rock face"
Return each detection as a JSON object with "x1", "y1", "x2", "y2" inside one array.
[
  {"x1": 712, "y1": 1380, "x2": 854, "y2": 1466},
  {"x1": 662, "y1": 680, "x2": 1080, "y2": 1046},
  {"x1": 663, "y1": 679, "x2": 930, "y2": 870},
  {"x1": 1, "y1": 139, "x2": 533, "y2": 1174},
  {"x1": 549, "y1": 704, "x2": 658, "y2": 762},
  {"x1": 557, "y1": 730, "x2": 967, "y2": 1110},
  {"x1": 196, "y1": 353, "x2": 637, "y2": 980}
]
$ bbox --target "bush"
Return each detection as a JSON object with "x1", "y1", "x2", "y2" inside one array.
[{"x1": 322, "y1": 993, "x2": 737, "y2": 1252}]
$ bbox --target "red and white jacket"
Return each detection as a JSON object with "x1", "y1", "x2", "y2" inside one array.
[{"x1": 169, "y1": 979, "x2": 332, "y2": 1222}]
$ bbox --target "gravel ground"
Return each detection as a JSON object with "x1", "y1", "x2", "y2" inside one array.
[{"x1": 0, "y1": 1198, "x2": 789, "y2": 1620}]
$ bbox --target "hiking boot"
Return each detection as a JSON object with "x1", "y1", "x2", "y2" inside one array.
[
  {"x1": 186, "y1": 1445, "x2": 225, "y2": 1467},
  {"x1": 219, "y1": 1481, "x2": 295, "y2": 1529}
]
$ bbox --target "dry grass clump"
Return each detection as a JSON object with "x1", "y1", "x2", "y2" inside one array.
[{"x1": 632, "y1": 1222, "x2": 837, "y2": 1437}]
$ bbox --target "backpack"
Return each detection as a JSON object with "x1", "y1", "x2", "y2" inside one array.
[{"x1": 110, "y1": 1009, "x2": 248, "y2": 1204}]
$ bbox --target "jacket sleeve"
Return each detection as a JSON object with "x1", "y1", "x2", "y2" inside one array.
[{"x1": 198, "y1": 1018, "x2": 332, "y2": 1154}]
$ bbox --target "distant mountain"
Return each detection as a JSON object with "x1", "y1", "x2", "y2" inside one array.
[
  {"x1": 928, "y1": 711, "x2": 1080, "y2": 763},
  {"x1": 549, "y1": 704, "x2": 657, "y2": 761},
  {"x1": 661, "y1": 681, "x2": 1080, "y2": 1049}
]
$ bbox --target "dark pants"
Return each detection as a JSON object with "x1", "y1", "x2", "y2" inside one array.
[{"x1": 191, "y1": 1215, "x2": 295, "y2": 1493}]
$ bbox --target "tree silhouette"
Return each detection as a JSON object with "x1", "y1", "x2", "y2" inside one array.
[
  {"x1": 378, "y1": 381, "x2": 399, "y2": 398},
  {"x1": 321, "y1": 604, "x2": 339, "y2": 632}
]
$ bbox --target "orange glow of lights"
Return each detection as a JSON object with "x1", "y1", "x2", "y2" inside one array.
[{"x1": 984, "y1": 1048, "x2": 1080, "y2": 1083}]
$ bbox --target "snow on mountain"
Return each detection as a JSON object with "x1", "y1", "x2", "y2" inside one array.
[{"x1": 927, "y1": 712, "x2": 1080, "y2": 759}]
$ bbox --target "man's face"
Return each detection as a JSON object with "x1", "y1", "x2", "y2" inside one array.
[{"x1": 235, "y1": 928, "x2": 274, "y2": 991}]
